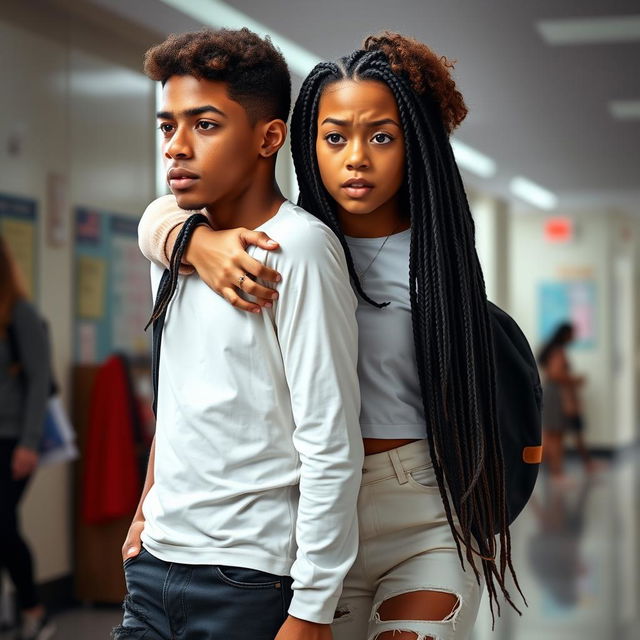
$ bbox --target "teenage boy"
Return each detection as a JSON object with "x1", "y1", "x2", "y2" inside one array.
[{"x1": 113, "y1": 28, "x2": 362, "y2": 640}]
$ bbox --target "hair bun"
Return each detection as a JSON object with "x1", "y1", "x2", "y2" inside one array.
[{"x1": 363, "y1": 31, "x2": 467, "y2": 134}]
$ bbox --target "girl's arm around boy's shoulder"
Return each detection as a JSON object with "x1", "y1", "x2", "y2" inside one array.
[
  {"x1": 137, "y1": 195, "x2": 283, "y2": 312},
  {"x1": 138, "y1": 195, "x2": 195, "y2": 273}
]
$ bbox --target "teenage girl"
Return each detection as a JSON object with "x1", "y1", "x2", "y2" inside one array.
[{"x1": 137, "y1": 33, "x2": 524, "y2": 639}]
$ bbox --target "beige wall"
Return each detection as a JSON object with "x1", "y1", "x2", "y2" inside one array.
[
  {"x1": 471, "y1": 191, "x2": 510, "y2": 309},
  {"x1": 0, "y1": 4, "x2": 156, "y2": 583}
]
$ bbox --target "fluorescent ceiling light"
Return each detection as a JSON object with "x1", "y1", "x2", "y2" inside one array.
[
  {"x1": 158, "y1": 0, "x2": 322, "y2": 77},
  {"x1": 67, "y1": 69, "x2": 150, "y2": 96},
  {"x1": 450, "y1": 139, "x2": 497, "y2": 178},
  {"x1": 537, "y1": 15, "x2": 640, "y2": 45},
  {"x1": 510, "y1": 177, "x2": 557, "y2": 210},
  {"x1": 609, "y1": 100, "x2": 640, "y2": 119}
]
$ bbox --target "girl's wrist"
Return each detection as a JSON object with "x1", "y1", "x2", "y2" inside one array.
[{"x1": 185, "y1": 224, "x2": 215, "y2": 268}]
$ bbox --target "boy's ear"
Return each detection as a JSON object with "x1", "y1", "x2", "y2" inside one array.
[{"x1": 259, "y1": 119, "x2": 287, "y2": 158}]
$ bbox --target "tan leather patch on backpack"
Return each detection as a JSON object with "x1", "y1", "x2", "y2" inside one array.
[{"x1": 523, "y1": 445, "x2": 543, "y2": 464}]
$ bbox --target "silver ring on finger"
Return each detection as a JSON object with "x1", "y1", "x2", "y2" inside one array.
[{"x1": 237, "y1": 274, "x2": 247, "y2": 289}]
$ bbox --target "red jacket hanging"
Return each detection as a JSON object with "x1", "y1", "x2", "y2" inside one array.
[{"x1": 81, "y1": 355, "x2": 142, "y2": 524}]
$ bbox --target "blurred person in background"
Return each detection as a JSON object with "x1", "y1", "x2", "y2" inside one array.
[
  {"x1": 0, "y1": 236, "x2": 55, "y2": 640},
  {"x1": 538, "y1": 322, "x2": 600, "y2": 483}
]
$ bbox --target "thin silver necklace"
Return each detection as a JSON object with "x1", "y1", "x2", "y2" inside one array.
[{"x1": 356, "y1": 222, "x2": 403, "y2": 282}]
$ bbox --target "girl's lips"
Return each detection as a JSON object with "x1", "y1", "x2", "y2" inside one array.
[
  {"x1": 169, "y1": 177, "x2": 199, "y2": 190},
  {"x1": 342, "y1": 185, "x2": 373, "y2": 198}
]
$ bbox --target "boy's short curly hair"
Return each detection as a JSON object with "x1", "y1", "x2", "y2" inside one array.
[{"x1": 144, "y1": 27, "x2": 291, "y2": 123}]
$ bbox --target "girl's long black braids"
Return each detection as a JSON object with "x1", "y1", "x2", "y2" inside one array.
[{"x1": 290, "y1": 48, "x2": 525, "y2": 626}]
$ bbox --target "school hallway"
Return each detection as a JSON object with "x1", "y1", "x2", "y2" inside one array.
[{"x1": 1, "y1": 2, "x2": 638, "y2": 640}]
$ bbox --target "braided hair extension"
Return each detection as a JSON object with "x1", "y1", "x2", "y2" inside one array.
[
  {"x1": 145, "y1": 213, "x2": 210, "y2": 330},
  {"x1": 290, "y1": 45, "x2": 524, "y2": 626}
]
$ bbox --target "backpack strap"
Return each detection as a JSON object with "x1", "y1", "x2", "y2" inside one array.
[{"x1": 150, "y1": 212, "x2": 210, "y2": 418}]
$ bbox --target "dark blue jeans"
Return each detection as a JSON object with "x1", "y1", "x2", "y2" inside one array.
[{"x1": 112, "y1": 546, "x2": 294, "y2": 639}]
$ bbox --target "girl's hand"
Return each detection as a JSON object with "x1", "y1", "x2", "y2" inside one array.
[
  {"x1": 184, "y1": 226, "x2": 282, "y2": 314},
  {"x1": 12, "y1": 446, "x2": 39, "y2": 480}
]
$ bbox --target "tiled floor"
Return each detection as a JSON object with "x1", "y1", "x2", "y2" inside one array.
[{"x1": 1, "y1": 451, "x2": 638, "y2": 639}]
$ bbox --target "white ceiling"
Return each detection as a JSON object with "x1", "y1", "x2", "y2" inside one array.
[{"x1": 84, "y1": 0, "x2": 639, "y2": 214}]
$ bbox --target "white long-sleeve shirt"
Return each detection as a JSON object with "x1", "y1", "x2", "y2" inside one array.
[{"x1": 140, "y1": 200, "x2": 363, "y2": 624}]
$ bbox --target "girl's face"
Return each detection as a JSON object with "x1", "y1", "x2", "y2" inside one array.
[{"x1": 315, "y1": 79, "x2": 405, "y2": 235}]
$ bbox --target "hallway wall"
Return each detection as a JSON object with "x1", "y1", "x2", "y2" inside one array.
[{"x1": 0, "y1": 3, "x2": 156, "y2": 583}]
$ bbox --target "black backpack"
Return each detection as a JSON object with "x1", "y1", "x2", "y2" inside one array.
[{"x1": 488, "y1": 301, "x2": 543, "y2": 531}]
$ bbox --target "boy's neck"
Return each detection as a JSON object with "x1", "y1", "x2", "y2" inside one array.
[{"x1": 205, "y1": 179, "x2": 285, "y2": 231}]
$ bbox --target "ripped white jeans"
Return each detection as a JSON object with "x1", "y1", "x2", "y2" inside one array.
[{"x1": 332, "y1": 440, "x2": 483, "y2": 640}]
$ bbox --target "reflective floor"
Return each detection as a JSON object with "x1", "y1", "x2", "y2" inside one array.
[
  {"x1": 1, "y1": 450, "x2": 638, "y2": 639},
  {"x1": 475, "y1": 450, "x2": 639, "y2": 640},
  {"x1": 0, "y1": 607, "x2": 121, "y2": 639}
]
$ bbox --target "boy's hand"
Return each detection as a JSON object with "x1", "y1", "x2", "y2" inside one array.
[
  {"x1": 275, "y1": 616, "x2": 332, "y2": 640},
  {"x1": 184, "y1": 225, "x2": 282, "y2": 314},
  {"x1": 122, "y1": 520, "x2": 145, "y2": 562}
]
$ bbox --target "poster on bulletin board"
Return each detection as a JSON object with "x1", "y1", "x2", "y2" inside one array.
[
  {"x1": 538, "y1": 281, "x2": 596, "y2": 349},
  {"x1": 0, "y1": 193, "x2": 38, "y2": 299},
  {"x1": 74, "y1": 207, "x2": 151, "y2": 363}
]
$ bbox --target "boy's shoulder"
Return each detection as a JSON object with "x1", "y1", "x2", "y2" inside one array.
[{"x1": 263, "y1": 201, "x2": 342, "y2": 263}]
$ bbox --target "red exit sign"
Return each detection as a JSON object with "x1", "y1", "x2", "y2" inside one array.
[{"x1": 544, "y1": 217, "x2": 573, "y2": 243}]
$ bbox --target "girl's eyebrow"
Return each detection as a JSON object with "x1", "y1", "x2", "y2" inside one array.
[{"x1": 320, "y1": 117, "x2": 401, "y2": 128}]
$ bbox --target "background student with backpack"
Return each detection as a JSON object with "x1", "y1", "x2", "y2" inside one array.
[
  {"x1": 0, "y1": 235, "x2": 56, "y2": 640},
  {"x1": 138, "y1": 32, "x2": 542, "y2": 639}
]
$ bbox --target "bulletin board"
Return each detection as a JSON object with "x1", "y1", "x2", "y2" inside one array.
[
  {"x1": 538, "y1": 281, "x2": 597, "y2": 349},
  {"x1": 0, "y1": 193, "x2": 38, "y2": 300},
  {"x1": 74, "y1": 207, "x2": 151, "y2": 363}
]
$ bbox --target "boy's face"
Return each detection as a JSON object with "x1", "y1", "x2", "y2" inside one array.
[{"x1": 158, "y1": 75, "x2": 261, "y2": 210}]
